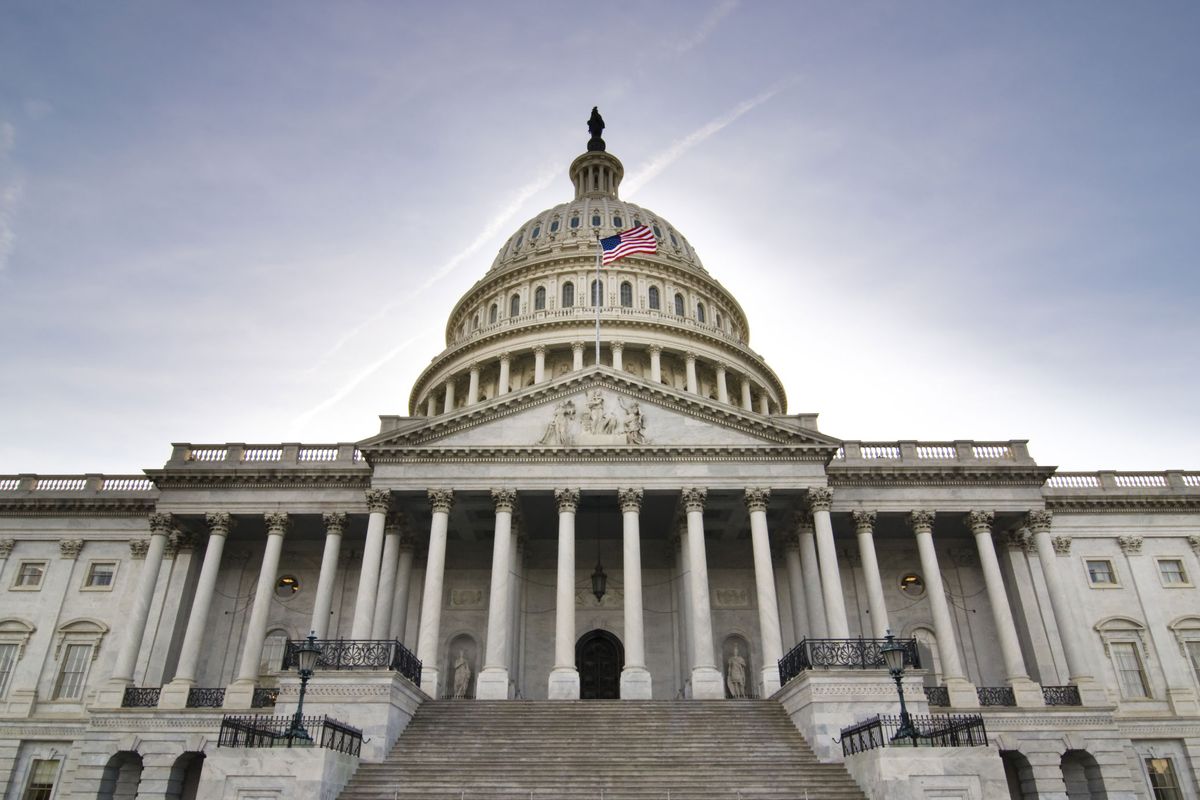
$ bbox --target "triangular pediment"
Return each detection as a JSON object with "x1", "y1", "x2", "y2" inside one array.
[{"x1": 361, "y1": 367, "x2": 840, "y2": 458}]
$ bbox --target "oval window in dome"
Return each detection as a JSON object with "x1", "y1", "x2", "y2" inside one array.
[
  {"x1": 570, "y1": 216, "x2": 580, "y2": 229},
  {"x1": 550, "y1": 219, "x2": 560, "y2": 233},
  {"x1": 669, "y1": 231, "x2": 679, "y2": 248},
  {"x1": 531, "y1": 225, "x2": 541, "y2": 239},
  {"x1": 591, "y1": 214, "x2": 601, "y2": 227},
  {"x1": 514, "y1": 233, "x2": 523, "y2": 250},
  {"x1": 613, "y1": 216, "x2": 622, "y2": 228},
  {"x1": 652, "y1": 225, "x2": 663, "y2": 239}
]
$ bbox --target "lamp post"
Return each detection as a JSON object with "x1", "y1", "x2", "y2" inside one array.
[
  {"x1": 881, "y1": 630, "x2": 917, "y2": 744},
  {"x1": 288, "y1": 632, "x2": 322, "y2": 744}
]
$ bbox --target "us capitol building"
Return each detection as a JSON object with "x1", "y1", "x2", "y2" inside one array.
[{"x1": 1, "y1": 114, "x2": 1198, "y2": 800}]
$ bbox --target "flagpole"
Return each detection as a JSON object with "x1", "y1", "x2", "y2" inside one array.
[{"x1": 594, "y1": 231, "x2": 602, "y2": 367}]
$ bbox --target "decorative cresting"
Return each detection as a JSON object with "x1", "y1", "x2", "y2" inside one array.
[
  {"x1": 427, "y1": 488, "x2": 455, "y2": 513},
  {"x1": 129, "y1": 539, "x2": 150, "y2": 559},
  {"x1": 806, "y1": 486, "x2": 833, "y2": 513},
  {"x1": 59, "y1": 539, "x2": 83, "y2": 559},
  {"x1": 264, "y1": 511, "x2": 291, "y2": 537},
  {"x1": 908, "y1": 509, "x2": 936, "y2": 534},
  {"x1": 365, "y1": 488, "x2": 392, "y2": 514},
  {"x1": 682, "y1": 487, "x2": 708, "y2": 512},
  {"x1": 1052, "y1": 536, "x2": 1072, "y2": 555},
  {"x1": 618, "y1": 487, "x2": 643, "y2": 513},
  {"x1": 206, "y1": 511, "x2": 234, "y2": 537},
  {"x1": 491, "y1": 488, "x2": 518, "y2": 513},
  {"x1": 1118, "y1": 535, "x2": 1144, "y2": 555},
  {"x1": 744, "y1": 487, "x2": 771, "y2": 513},
  {"x1": 322, "y1": 510, "x2": 347, "y2": 535},
  {"x1": 852, "y1": 510, "x2": 877, "y2": 534},
  {"x1": 554, "y1": 487, "x2": 580, "y2": 512}
]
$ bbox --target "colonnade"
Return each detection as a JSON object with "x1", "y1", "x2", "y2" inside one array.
[
  {"x1": 107, "y1": 487, "x2": 1096, "y2": 708},
  {"x1": 424, "y1": 341, "x2": 778, "y2": 417}
]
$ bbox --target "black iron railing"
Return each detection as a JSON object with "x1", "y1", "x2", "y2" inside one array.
[
  {"x1": 840, "y1": 714, "x2": 988, "y2": 756},
  {"x1": 924, "y1": 686, "x2": 950, "y2": 707},
  {"x1": 218, "y1": 714, "x2": 362, "y2": 757},
  {"x1": 976, "y1": 686, "x2": 1016, "y2": 706},
  {"x1": 121, "y1": 687, "x2": 161, "y2": 708},
  {"x1": 186, "y1": 687, "x2": 226, "y2": 708},
  {"x1": 283, "y1": 639, "x2": 422, "y2": 686},
  {"x1": 778, "y1": 638, "x2": 920, "y2": 684},
  {"x1": 1042, "y1": 685, "x2": 1082, "y2": 706},
  {"x1": 252, "y1": 687, "x2": 279, "y2": 708}
]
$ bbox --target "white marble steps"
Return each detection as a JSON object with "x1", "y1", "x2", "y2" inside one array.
[{"x1": 338, "y1": 699, "x2": 866, "y2": 800}]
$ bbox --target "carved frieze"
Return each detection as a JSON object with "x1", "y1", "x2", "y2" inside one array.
[
  {"x1": 448, "y1": 588, "x2": 485, "y2": 609},
  {"x1": 712, "y1": 588, "x2": 751, "y2": 609},
  {"x1": 538, "y1": 390, "x2": 647, "y2": 446},
  {"x1": 576, "y1": 586, "x2": 622, "y2": 609}
]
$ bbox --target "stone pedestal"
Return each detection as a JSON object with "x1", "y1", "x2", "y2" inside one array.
[
  {"x1": 690, "y1": 666, "x2": 725, "y2": 699},
  {"x1": 760, "y1": 666, "x2": 781, "y2": 697},
  {"x1": 843, "y1": 746, "x2": 1010, "y2": 799},
  {"x1": 548, "y1": 668, "x2": 580, "y2": 700},
  {"x1": 93, "y1": 680, "x2": 131, "y2": 710},
  {"x1": 197, "y1": 744, "x2": 358, "y2": 800},
  {"x1": 1072, "y1": 676, "x2": 1111, "y2": 708},
  {"x1": 619, "y1": 666, "x2": 653, "y2": 699},
  {"x1": 222, "y1": 679, "x2": 257, "y2": 710},
  {"x1": 157, "y1": 680, "x2": 193, "y2": 709},
  {"x1": 475, "y1": 666, "x2": 510, "y2": 700},
  {"x1": 944, "y1": 677, "x2": 980, "y2": 710},
  {"x1": 1012, "y1": 677, "x2": 1047, "y2": 708}
]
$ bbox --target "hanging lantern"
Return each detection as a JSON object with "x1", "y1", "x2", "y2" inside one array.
[{"x1": 591, "y1": 560, "x2": 607, "y2": 602}]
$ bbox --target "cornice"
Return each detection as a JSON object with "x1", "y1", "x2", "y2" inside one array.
[
  {"x1": 827, "y1": 465, "x2": 1056, "y2": 488},
  {"x1": 1046, "y1": 495, "x2": 1200, "y2": 514},
  {"x1": 0, "y1": 499, "x2": 156, "y2": 517},
  {"x1": 371, "y1": 444, "x2": 829, "y2": 464},
  {"x1": 146, "y1": 470, "x2": 371, "y2": 490}
]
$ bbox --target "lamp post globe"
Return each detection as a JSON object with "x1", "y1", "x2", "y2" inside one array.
[
  {"x1": 881, "y1": 631, "x2": 917, "y2": 744},
  {"x1": 288, "y1": 632, "x2": 322, "y2": 743}
]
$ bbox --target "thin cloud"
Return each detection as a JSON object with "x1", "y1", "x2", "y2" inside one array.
[
  {"x1": 313, "y1": 167, "x2": 558, "y2": 367},
  {"x1": 623, "y1": 77, "x2": 799, "y2": 196},
  {"x1": 293, "y1": 334, "x2": 423, "y2": 428},
  {"x1": 674, "y1": 0, "x2": 739, "y2": 55},
  {"x1": 0, "y1": 122, "x2": 20, "y2": 272}
]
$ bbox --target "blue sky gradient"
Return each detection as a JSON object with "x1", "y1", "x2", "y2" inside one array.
[{"x1": 1, "y1": 2, "x2": 1198, "y2": 472}]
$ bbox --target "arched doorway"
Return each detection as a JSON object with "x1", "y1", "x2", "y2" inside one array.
[
  {"x1": 165, "y1": 752, "x2": 204, "y2": 800},
  {"x1": 97, "y1": 751, "x2": 143, "y2": 800},
  {"x1": 1061, "y1": 750, "x2": 1107, "y2": 799},
  {"x1": 576, "y1": 630, "x2": 623, "y2": 699}
]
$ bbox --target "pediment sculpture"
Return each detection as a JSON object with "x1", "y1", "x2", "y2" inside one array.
[{"x1": 538, "y1": 390, "x2": 647, "y2": 446}]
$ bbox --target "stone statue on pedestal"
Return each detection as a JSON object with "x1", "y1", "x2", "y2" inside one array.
[
  {"x1": 452, "y1": 649, "x2": 472, "y2": 699},
  {"x1": 726, "y1": 644, "x2": 747, "y2": 698}
]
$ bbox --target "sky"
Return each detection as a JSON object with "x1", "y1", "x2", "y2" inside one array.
[{"x1": 1, "y1": 1, "x2": 1198, "y2": 474}]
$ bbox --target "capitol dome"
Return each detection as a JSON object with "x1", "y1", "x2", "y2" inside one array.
[{"x1": 409, "y1": 116, "x2": 787, "y2": 417}]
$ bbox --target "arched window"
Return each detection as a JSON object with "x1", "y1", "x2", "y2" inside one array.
[
  {"x1": 562, "y1": 282, "x2": 575, "y2": 308},
  {"x1": 696, "y1": 302, "x2": 706, "y2": 323},
  {"x1": 715, "y1": 311, "x2": 723, "y2": 329},
  {"x1": 261, "y1": 629, "x2": 289, "y2": 674},
  {"x1": 591, "y1": 214, "x2": 601, "y2": 227},
  {"x1": 669, "y1": 231, "x2": 679, "y2": 248},
  {"x1": 652, "y1": 224, "x2": 663, "y2": 239},
  {"x1": 549, "y1": 218, "x2": 560, "y2": 233},
  {"x1": 620, "y1": 281, "x2": 633, "y2": 307},
  {"x1": 570, "y1": 216, "x2": 580, "y2": 229},
  {"x1": 613, "y1": 215, "x2": 623, "y2": 228},
  {"x1": 591, "y1": 279, "x2": 604, "y2": 307},
  {"x1": 489, "y1": 303, "x2": 498, "y2": 324},
  {"x1": 648, "y1": 286, "x2": 660, "y2": 310},
  {"x1": 509, "y1": 294, "x2": 520, "y2": 317},
  {"x1": 472, "y1": 313, "x2": 479, "y2": 330},
  {"x1": 534, "y1": 286, "x2": 546, "y2": 310},
  {"x1": 674, "y1": 293, "x2": 685, "y2": 316},
  {"x1": 514, "y1": 233, "x2": 523, "y2": 250}
]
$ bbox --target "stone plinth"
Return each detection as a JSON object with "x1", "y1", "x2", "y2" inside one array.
[
  {"x1": 274, "y1": 671, "x2": 426, "y2": 763},
  {"x1": 197, "y1": 745, "x2": 358, "y2": 800},
  {"x1": 776, "y1": 671, "x2": 930, "y2": 763},
  {"x1": 843, "y1": 746, "x2": 1009, "y2": 799}
]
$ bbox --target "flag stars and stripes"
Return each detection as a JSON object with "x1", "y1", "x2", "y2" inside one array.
[{"x1": 600, "y1": 225, "x2": 658, "y2": 266}]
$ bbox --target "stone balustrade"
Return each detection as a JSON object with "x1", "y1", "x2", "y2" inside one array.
[
  {"x1": 0, "y1": 474, "x2": 157, "y2": 495},
  {"x1": 164, "y1": 443, "x2": 366, "y2": 469},
  {"x1": 1045, "y1": 470, "x2": 1200, "y2": 492},
  {"x1": 833, "y1": 440, "x2": 1033, "y2": 465},
  {"x1": 452, "y1": 304, "x2": 749, "y2": 348}
]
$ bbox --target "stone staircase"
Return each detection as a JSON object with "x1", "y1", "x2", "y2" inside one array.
[{"x1": 339, "y1": 700, "x2": 866, "y2": 799}]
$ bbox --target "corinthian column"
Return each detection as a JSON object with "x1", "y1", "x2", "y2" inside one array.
[
  {"x1": 477, "y1": 489, "x2": 516, "y2": 699},
  {"x1": 967, "y1": 510, "x2": 1042, "y2": 706},
  {"x1": 683, "y1": 488, "x2": 724, "y2": 698},
  {"x1": 611, "y1": 341, "x2": 624, "y2": 371},
  {"x1": 371, "y1": 514, "x2": 404, "y2": 639},
  {"x1": 159, "y1": 513, "x2": 232, "y2": 708},
  {"x1": 684, "y1": 352, "x2": 698, "y2": 394},
  {"x1": 572, "y1": 341, "x2": 585, "y2": 371},
  {"x1": 417, "y1": 489, "x2": 453, "y2": 697},
  {"x1": 715, "y1": 363, "x2": 729, "y2": 404},
  {"x1": 796, "y1": 514, "x2": 827, "y2": 638},
  {"x1": 809, "y1": 488, "x2": 849, "y2": 638},
  {"x1": 467, "y1": 363, "x2": 481, "y2": 405},
  {"x1": 746, "y1": 488, "x2": 784, "y2": 695},
  {"x1": 389, "y1": 529, "x2": 417, "y2": 645},
  {"x1": 443, "y1": 379, "x2": 455, "y2": 412},
  {"x1": 497, "y1": 352, "x2": 512, "y2": 396},
  {"x1": 310, "y1": 511, "x2": 346, "y2": 639},
  {"x1": 533, "y1": 345, "x2": 546, "y2": 383},
  {"x1": 853, "y1": 511, "x2": 890, "y2": 638},
  {"x1": 741, "y1": 378, "x2": 753, "y2": 411},
  {"x1": 649, "y1": 345, "x2": 662, "y2": 383},
  {"x1": 781, "y1": 529, "x2": 806, "y2": 643},
  {"x1": 549, "y1": 488, "x2": 581, "y2": 699},
  {"x1": 619, "y1": 488, "x2": 651, "y2": 698},
  {"x1": 910, "y1": 510, "x2": 977, "y2": 707},
  {"x1": 226, "y1": 512, "x2": 290, "y2": 708},
  {"x1": 351, "y1": 489, "x2": 391, "y2": 639}
]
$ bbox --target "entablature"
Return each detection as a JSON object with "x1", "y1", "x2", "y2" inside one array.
[
  {"x1": 0, "y1": 474, "x2": 157, "y2": 516},
  {"x1": 1044, "y1": 471, "x2": 1200, "y2": 513}
]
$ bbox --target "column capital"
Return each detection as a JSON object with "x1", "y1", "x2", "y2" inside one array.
[
  {"x1": 148, "y1": 512, "x2": 174, "y2": 536},
  {"x1": 365, "y1": 488, "x2": 392, "y2": 514},
  {"x1": 965, "y1": 510, "x2": 995, "y2": 534},
  {"x1": 168, "y1": 530, "x2": 197, "y2": 556},
  {"x1": 533, "y1": 344, "x2": 547, "y2": 355},
  {"x1": 743, "y1": 487, "x2": 771, "y2": 513},
  {"x1": 682, "y1": 487, "x2": 707, "y2": 512},
  {"x1": 264, "y1": 512, "x2": 291, "y2": 537},
  {"x1": 852, "y1": 510, "x2": 877, "y2": 534},
  {"x1": 908, "y1": 509, "x2": 936, "y2": 534},
  {"x1": 1051, "y1": 535, "x2": 1072, "y2": 555},
  {"x1": 384, "y1": 512, "x2": 406, "y2": 536},
  {"x1": 791, "y1": 510, "x2": 814, "y2": 534},
  {"x1": 554, "y1": 488, "x2": 580, "y2": 513},
  {"x1": 618, "y1": 488, "x2": 643, "y2": 513},
  {"x1": 491, "y1": 489, "x2": 518, "y2": 513},
  {"x1": 321, "y1": 511, "x2": 347, "y2": 535},
  {"x1": 428, "y1": 488, "x2": 455, "y2": 513},
  {"x1": 205, "y1": 511, "x2": 234, "y2": 537},
  {"x1": 1118, "y1": 535, "x2": 1143, "y2": 556},
  {"x1": 684, "y1": 350, "x2": 697, "y2": 363},
  {"x1": 498, "y1": 351, "x2": 512, "y2": 364},
  {"x1": 1188, "y1": 535, "x2": 1200, "y2": 556},
  {"x1": 999, "y1": 529, "x2": 1030, "y2": 551},
  {"x1": 129, "y1": 539, "x2": 150, "y2": 559},
  {"x1": 571, "y1": 340, "x2": 585, "y2": 353},
  {"x1": 469, "y1": 361, "x2": 481, "y2": 373},
  {"x1": 610, "y1": 340, "x2": 624, "y2": 352},
  {"x1": 715, "y1": 361, "x2": 728, "y2": 372},
  {"x1": 648, "y1": 344, "x2": 663, "y2": 355},
  {"x1": 806, "y1": 487, "x2": 833, "y2": 512},
  {"x1": 1025, "y1": 509, "x2": 1053, "y2": 533},
  {"x1": 59, "y1": 539, "x2": 83, "y2": 560},
  {"x1": 0, "y1": 538, "x2": 13, "y2": 558}
]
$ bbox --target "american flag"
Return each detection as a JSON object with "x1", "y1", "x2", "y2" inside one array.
[{"x1": 600, "y1": 225, "x2": 658, "y2": 265}]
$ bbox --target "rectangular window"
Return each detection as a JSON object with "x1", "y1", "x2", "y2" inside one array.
[
  {"x1": 1086, "y1": 559, "x2": 1116, "y2": 586},
  {"x1": 1157, "y1": 559, "x2": 1189, "y2": 586},
  {"x1": 1145, "y1": 757, "x2": 1184, "y2": 800},
  {"x1": 1186, "y1": 641, "x2": 1200, "y2": 686},
  {"x1": 84, "y1": 562, "x2": 116, "y2": 588},
  {"x1": 52, "y1": 643, "x2": 92, "y2": 700},
  {"x1": 22, "y1": 759, "x2": 59, "y2": 800},
  {"x1": 1112, "y1": 642, "x2": 1150, "y2": 699},
  {"x1": 13, "y1": 562, "x2": 46, "y2": 589},
  {"x1": 0, "y1": 643, "x2": 17, "y2": 697}
]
